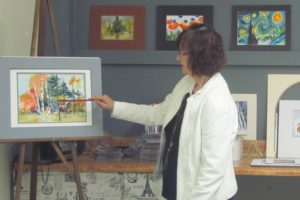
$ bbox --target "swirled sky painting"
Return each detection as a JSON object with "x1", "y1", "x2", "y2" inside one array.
[{"x1": 237, "y1": 10, "x2": 286, "y2": 46}]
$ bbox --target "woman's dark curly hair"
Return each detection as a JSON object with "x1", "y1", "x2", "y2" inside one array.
[{"x1": 176, "y1": 23, "x2": 226, "y2": 77}]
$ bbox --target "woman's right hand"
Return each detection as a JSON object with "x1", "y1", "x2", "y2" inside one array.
[{"x1": 89, "y1": 95, "x2": 114, "y2": 111}]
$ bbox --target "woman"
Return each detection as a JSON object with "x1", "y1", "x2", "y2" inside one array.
[{"x1": 90, "y1": 23, "x2": 238, "y2": 200}]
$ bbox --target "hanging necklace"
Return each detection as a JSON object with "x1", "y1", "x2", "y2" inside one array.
[
  {"x1": 192, "y1": 83, "x2": 202, "y2": 94},
  {"x1": 41, "y1": 164, "x2": 54, "y2": 195},
  {"x1": 163, "y1": 93, "x2": 189, "y2": 170},
  {"x1": 192, "y1": 75, "x2": 210, "y2": 94}
]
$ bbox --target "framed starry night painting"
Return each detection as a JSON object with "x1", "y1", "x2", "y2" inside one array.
[{"x1": 231, "y1": 5, "x2": 291, "y2": 51}]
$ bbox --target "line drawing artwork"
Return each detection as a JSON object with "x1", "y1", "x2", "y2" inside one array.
[
  {"x1": 10, "y1": 69, "x2": 92, "y2": 128},
  {"x1": 235, "y1": 101, "x2": 248, "y2": 132}
]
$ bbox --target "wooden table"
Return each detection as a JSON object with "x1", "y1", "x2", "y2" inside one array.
[
  {"x1": 234, "y1": 140, "x2": 300, "y2": 176},
  {"x1": 13, "y1": 139, "x2": 300, "y2": 176}
]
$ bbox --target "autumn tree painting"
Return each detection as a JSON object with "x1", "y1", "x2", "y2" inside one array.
[{"x1": 17, "y1": 73, "x2": 87, "y2": 123}]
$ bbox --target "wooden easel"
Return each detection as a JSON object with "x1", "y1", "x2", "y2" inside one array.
[
  {"x1": 14, "y1": 0, "x2": 84, "y2": 200},
  {"x1": 15, "y1": 142, "x2": 84, "y2": 200}
]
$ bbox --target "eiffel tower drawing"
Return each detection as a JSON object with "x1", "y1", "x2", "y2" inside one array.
[{"x1": 141, "y1": 174, "x2": 155, "y2": 197}]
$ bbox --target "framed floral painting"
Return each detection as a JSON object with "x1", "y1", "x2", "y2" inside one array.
[{"x1": 156, "y1": 5, "x2": 213, "y2": 50}]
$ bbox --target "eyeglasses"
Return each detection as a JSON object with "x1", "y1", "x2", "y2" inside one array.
[{"x1": 177, "y1": 50, "x2": 189, "y2": 56}]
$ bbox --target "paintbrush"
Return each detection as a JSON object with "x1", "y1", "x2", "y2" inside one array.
[{"x1": 57, "y1": 99, "x2": 92, "y2": 102}]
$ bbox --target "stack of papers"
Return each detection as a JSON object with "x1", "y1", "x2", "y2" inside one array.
[
  {"x1": 251, "y1": 158, "x2": 300, "y2": 167},
  {"x1": 139, "y1": 133, "x2": 161, "y2": 162}
]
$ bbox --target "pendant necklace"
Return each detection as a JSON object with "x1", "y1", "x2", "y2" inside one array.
[
  {"x1": 41, "y1": 164, "x2": 54, "y2": 195},
  {"x1": 163, "y1": 93, "x2": 189, "y2": 170}
]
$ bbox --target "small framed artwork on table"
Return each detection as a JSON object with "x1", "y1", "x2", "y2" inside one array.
[
  {"x1": 89, "y1": 5, "x2": 145, "y2": 50},
  {"x1": 278, "y1": 100, "x2": 300, "y2": 158},
  {"x1": 156, "y1": 5, "x2": 213, "y2": 50},
  {"x1": 231, "y1": 5, "x2": 291, "y2": 51},
  {"x1": 232, "y1": 94, "x2": 257, "y2": 140}
]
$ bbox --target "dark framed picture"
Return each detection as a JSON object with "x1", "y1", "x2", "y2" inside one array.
[
  {"x1": 156, "y1": 5, "x2": 213, "y2": 50},
  {"x1": 89, "y1": 5, "x2": 145, "y2": 50},
  {"x1": 231, "y1": 5, "x2": 291, "y2": 51}
]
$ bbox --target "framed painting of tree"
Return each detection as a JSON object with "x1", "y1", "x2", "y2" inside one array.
[
  {"x1": 10, "y1": 69, "x2": 92, "y2": 127},
  {"x1": 89, "y1": 5, "x2": 145, "y2": 50},
  {"x1": 231, "y1": 5, "x2": 291, "y2": 51},
  {"x1": 0, "y1": 56, "x2": 103, "y2": 142}
]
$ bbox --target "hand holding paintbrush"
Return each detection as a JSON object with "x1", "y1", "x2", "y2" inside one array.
[{"x1": 88, "y1": 95, "x2": 115, "y2": 110}]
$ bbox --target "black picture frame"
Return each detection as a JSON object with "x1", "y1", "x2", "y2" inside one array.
[
  {"x1": 156, "y1": 5, "x2": 213, "y2": 50},
  {"x1": 231, "y1": 5, "x2": 291, "y2": 51}
]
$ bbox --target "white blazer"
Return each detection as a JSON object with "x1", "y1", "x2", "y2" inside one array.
[{"x1": 111, "y1": 73, "x2": 238, "y2": 200}]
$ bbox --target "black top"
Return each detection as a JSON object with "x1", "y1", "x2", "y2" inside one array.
[{"x1": 162, "y1": 93, "x2": 190, "y2": 200}]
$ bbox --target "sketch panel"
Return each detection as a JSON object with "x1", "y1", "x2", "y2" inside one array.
[{"x1": 232, "y1": 94, "x2": 257, "y2": 140}]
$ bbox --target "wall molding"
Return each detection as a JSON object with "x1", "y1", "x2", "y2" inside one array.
[{"x1": 74, "y1": 50, "x2": 300, "y2": 66}]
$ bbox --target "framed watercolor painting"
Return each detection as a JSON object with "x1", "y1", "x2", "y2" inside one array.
[
  {"x1": 232, "y1": 94, "x2": 257, "y2": 140},
  {"x1": 0, "y1": 56, "x2": 103, "y2": 142},
  {"x1": 10, "y1": 69, "x2": 92, "y2": 128},
  {"x1": 156, "y1": 5, "x2": 213, "y2": 50},
  {"x1": 231, "y1": 5, "x2": 291, "y2": 51},
  {"x1": 278, "y1": 100, "x2": 300, "y2": 158},
  {"x1": 89, "y1": 5, "x2": 145, "y2": 50}
]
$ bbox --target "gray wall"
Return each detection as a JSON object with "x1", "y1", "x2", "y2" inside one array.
[
  {"x1": 48, "y1": 0, "x2": 300, "y2": 139},
  {"x1": 46, "y1": 0, "x2": 300, "y2": 199},
  {"x1": 0, "y1": 1, "x2": 36, "y2": 200}
]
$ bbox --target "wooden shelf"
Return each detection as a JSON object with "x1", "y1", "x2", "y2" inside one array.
[
  {"x1": 13, "y1": 139, "x2": 300, "y2": 176},
  {"x1": 234, "y1": 157, "x2": 300, "y2": 177},
  {"x1": 15, "y1": 152, "x2": 156, "y2": 173},
  {"x1": 234, "y1": 140, "x2": 300, "y2": 176}
]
